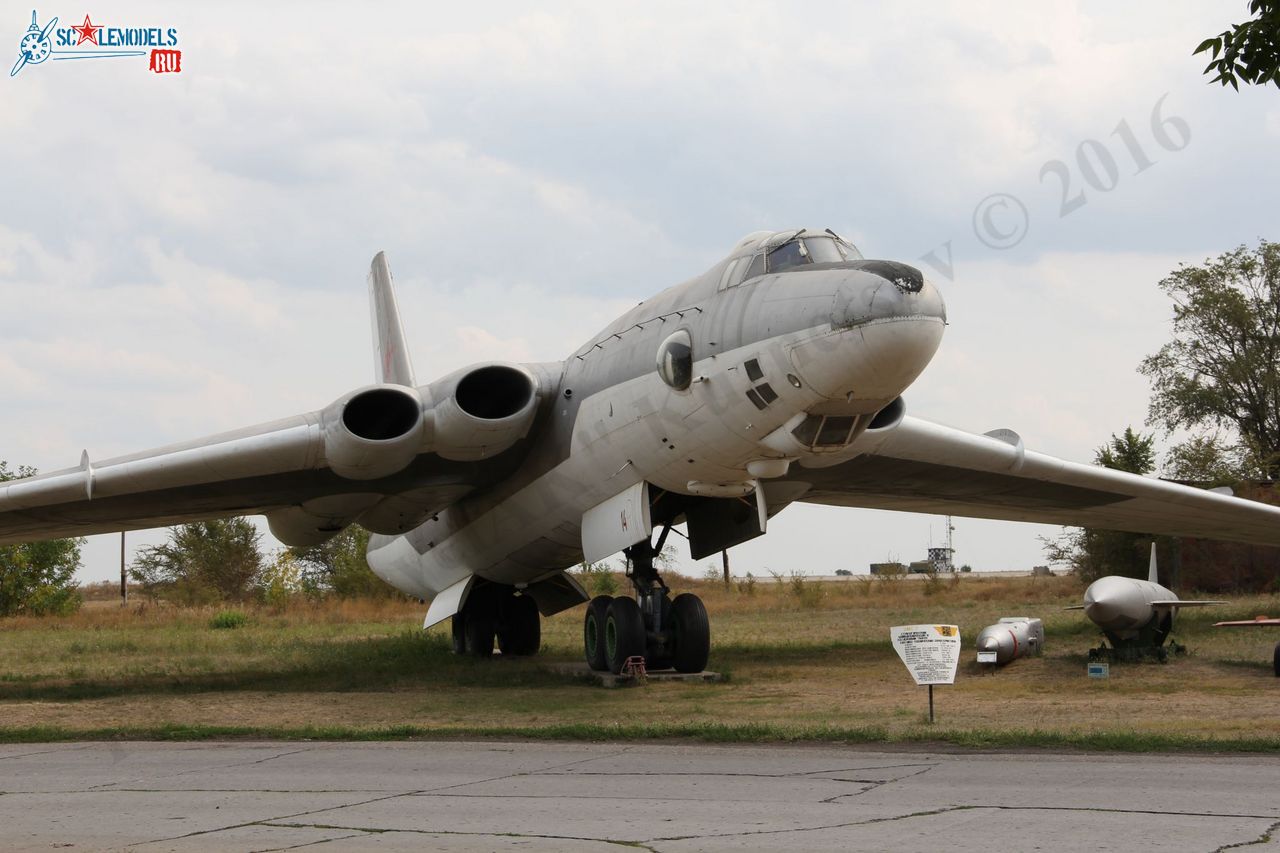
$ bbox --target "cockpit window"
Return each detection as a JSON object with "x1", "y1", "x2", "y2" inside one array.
[
  {"x1": 767, "y1": 240, "x2": 809, "y2": 273},
  {"x1": 767, "y1": 235, "x2": 864, "y2": 272},
  {"x1": 801, "y1": 236, "x2": 845, "y2": 264},
  {"x1": 836, "y1": 239, "x2": 864, "y2": 260}
]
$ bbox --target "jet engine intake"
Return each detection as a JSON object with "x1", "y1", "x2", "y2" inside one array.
[
  {"x1": 431, "y1": 363, "x2": 540, "y2": 461},
  {"x1": 322, "y1": 384, "x2": 426, "y2": 480},
  {"x1": 865, "y1": 396, "x2": 905, "y2": 432}
]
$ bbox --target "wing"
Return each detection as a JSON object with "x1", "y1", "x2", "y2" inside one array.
[
  {"x1": 1215, "y1": 618, "x2": 1280, "y2": 627},
  {"x1": 788, "y1": 415, "x2": 1280, "y2": 547},
  {"x1": 1150, "y1": 600, "x2": 1226, "y2": 607},
  {"x1": 0, "y1": 393, "x2": 537, "y2": 546},
  {"x1": 0, "y1": 253, "x2": 549, "y2": 546}
]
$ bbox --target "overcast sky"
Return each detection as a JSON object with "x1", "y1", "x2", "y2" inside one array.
[{"x1": 2, "y1": 2, "x2": 1277, "y2": 584}]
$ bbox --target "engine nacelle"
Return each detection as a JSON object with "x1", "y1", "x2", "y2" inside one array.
[
  {"x1": 429, "y1": 363, "x2": 540, "y2": 461},
  {"x1": 267, "y1": 493, "x2": 382, "y2": 547},
  {"x1": 322, "y1": 384, "x2": 426, "y2": 480}
]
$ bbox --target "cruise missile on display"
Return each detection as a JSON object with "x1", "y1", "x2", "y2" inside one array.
[
  {"x1": 1068, "y1": 544, "x2": 1222, "y2": 661},
  {"x1": 975, "y1": 617, "x2": 1043, "y2": 666},
  {"x1": 1214, "y1": 616, "x2": 1280, "y2": 677}
]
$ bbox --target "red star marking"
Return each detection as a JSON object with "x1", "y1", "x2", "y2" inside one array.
[{"x1": 72, "y1": 14, "x2": 102, "y2": 46}]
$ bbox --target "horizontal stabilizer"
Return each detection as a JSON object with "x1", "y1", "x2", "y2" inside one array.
[{"x1": 1150, "y1": 600, "x2": 1225, "y2": 607}]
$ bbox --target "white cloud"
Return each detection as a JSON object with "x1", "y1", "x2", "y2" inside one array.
[{"x1": 0, "y1": 1, "x2": 1271, "y2": 584}]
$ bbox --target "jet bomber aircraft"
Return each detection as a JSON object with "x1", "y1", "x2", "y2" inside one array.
[{"x1": 3, "y1": 228, "x2": 1280, "y2": 674}]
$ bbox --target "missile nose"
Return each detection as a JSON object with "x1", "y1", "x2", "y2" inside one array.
[
  {"x1": 1083, "y1": 597, "x2": 1119, "y2": 626},
  {"x1": 1082, "y1": 576, "x2": 1143, "y2": 631},
  {"x1": 978, "y1": 636, "x2": 998, "y2": 652}
]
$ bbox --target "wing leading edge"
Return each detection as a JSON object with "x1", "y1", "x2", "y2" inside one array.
[
  {"x1": 0, "y1": 253, "x2": 538, "y2": 546},
  {"x1": 789, "y1": 415, "x2": 1280, "y2": 547}
]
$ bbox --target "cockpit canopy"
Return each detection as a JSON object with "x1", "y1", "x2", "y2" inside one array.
[
  {"x1": 725, "y1": 229, "x2": 865, "y2": 287},
  {"x1": 766, "y1": 231, "x2": 862, "y2": 273}
]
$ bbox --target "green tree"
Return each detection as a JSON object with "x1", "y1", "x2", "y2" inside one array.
[
  {"x1": 287, "y1": 525, "x2": 396, "y2": 598},
  {"x1": 1095, "y1": 426, "x2": 1157, "y2": 474},
  {"x1": 1140, "y1": 241, "x2": 1280, "y2": 479},
  {"x1": 130, "y1": 518, "x2": 264, "y2": 604},
  {"x1": 1042, "y1": 429, "x2": 1162, "y2": 584},
  {"x1": 1162, "y1": 431, "x2": 1253, "y2": 484},
  {"x1": 0, "y1": 461, "x2": 83, "y2": 617},
  {"x1": 1195, "y1": 1, "x2": 1280, "y2": 90}
]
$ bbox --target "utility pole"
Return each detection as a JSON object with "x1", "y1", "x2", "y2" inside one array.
[
  {"x1": 721, "y1": 549, "x2": 730, "y2": 587},
  {"x1": 120, "y1": 531, "x2": 127, "y2": 606},
  {"x1": 945, "y1": 515, "x2": 954, "y2": 572}
]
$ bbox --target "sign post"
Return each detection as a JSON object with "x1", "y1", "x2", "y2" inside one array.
[{"x1": 890, "y1": 624, "x2": 961, "y2": 722}]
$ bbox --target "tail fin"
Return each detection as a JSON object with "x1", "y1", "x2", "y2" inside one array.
[
  {"x1": 1148, "y1": 542, "x2": 1158, "y2": 584},
  {"x1": 367, "y1": 252, "x2": 415, "y2": 387}
]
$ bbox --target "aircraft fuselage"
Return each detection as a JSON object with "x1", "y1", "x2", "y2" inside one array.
[{"x1": 368, "y1": 232, "x2": 946, "y2": 601}]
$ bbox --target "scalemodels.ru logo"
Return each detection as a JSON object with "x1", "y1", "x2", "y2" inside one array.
[{"x1": 10, "y1": 9, "x2": 182, "y2": 77}]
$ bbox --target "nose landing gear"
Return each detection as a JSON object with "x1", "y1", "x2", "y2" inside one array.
[{"x1": 583, "y1": 532, "x2": 710, "y2": 674}]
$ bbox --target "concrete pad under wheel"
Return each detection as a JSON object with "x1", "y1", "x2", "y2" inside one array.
[{"x1": 543, "y1": 661, "x2": 723, "y2": 687}]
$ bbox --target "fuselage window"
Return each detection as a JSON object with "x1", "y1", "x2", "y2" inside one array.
[
  {"x1": 656, "y1": 330, "x2": 693, "y2": 391},
  {"x1": 816, "y1": 416, "x2": 857, "y2": 446}
]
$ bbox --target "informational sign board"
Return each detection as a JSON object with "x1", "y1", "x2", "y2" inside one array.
[
  {"x1": 1087, "y1": 662, "x2": 1109, "y2": 679},
  {"x1": 977, "y1": 650, "x2": 998, "y2": 664},
  {"x1": 890, "y1": 625, "x2": 961, "y2": 686}
]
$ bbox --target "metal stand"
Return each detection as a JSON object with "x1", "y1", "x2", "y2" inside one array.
[{"x1": 928, "y1": 685, "x2": 934, "y2": 723}]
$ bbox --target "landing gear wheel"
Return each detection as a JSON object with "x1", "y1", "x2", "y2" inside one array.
[
  {"x1": 584, "y1": 595, "x2": 613, "y2": 671},
  {"x1": 1273, "y1": 641, "x2": 1280, "y2": 678},
  {"x1": 463, "y1": 611, "x2": 495, "y2": 658},
  {"x1": 605, "y1": 597, "x2": 645, "y2": 675},
  {"x1": 497, "y1": 593, "x2": 541, "y2": 656},
  {"x1": 450, "y1": 613, "x2": 467, "y2": 655},
  {"x1": 670, "y1": 593, "x2": 710, "y2": 673}
]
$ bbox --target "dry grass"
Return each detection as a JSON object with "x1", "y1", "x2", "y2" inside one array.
[{"x1": 3, "y1": 574, "x2": 1279, "y2": 747}]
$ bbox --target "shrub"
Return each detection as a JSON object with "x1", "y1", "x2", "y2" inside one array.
[
  {"x1": 209, "y1": 610, "x2": 248, "y2": 630},
  {"x1": 577, "y1": 560, "x2": 618, "y2": 596}
]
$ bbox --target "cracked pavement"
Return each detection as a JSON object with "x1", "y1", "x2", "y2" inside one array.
[{"x1": 0, "y1": 742, "x2": 1278, "y2": 851}]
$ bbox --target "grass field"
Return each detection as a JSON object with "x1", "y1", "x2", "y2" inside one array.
[{"x1": 2, "y1": 573, "x2": 1278, "y2": 750}]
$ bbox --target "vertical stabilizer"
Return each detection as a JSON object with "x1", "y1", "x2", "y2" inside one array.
[
  {"x1": 1148, "y1": 542, "x2": 1158, "y2": 584},
  {"x1": 367, "y1": 252, "x2": 416, "y2": 387}
]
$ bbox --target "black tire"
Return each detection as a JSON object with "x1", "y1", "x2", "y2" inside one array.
[
  {"x1": 583, "y1": 595, "x2": 613, "y2": 671},
  {"x1": 670, "y1": 593, "x2": 710, "y2": 673},
  {"x1": 605, "y1": 597, "x2": 645, "y2": 675},
  {"x1": 450, "y1": 613, "x2": 466, "y2": 655},
  {"x1": 1273, "y1": 641, "x2": 1279, "y2": 678},
  {"x1": 464, "y1": 611, "x2": 495, "y2": 658},
  {"x1": 497, "y1": 593, "x2": 541, "y2": 656}
]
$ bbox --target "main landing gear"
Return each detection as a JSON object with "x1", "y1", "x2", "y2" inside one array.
[
  {"x1": 451, "y1": 583, "x2": 541, "y2": 658},
  {"x1": 583, "y1": 532, "x2": 710, "y2": 674}
]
